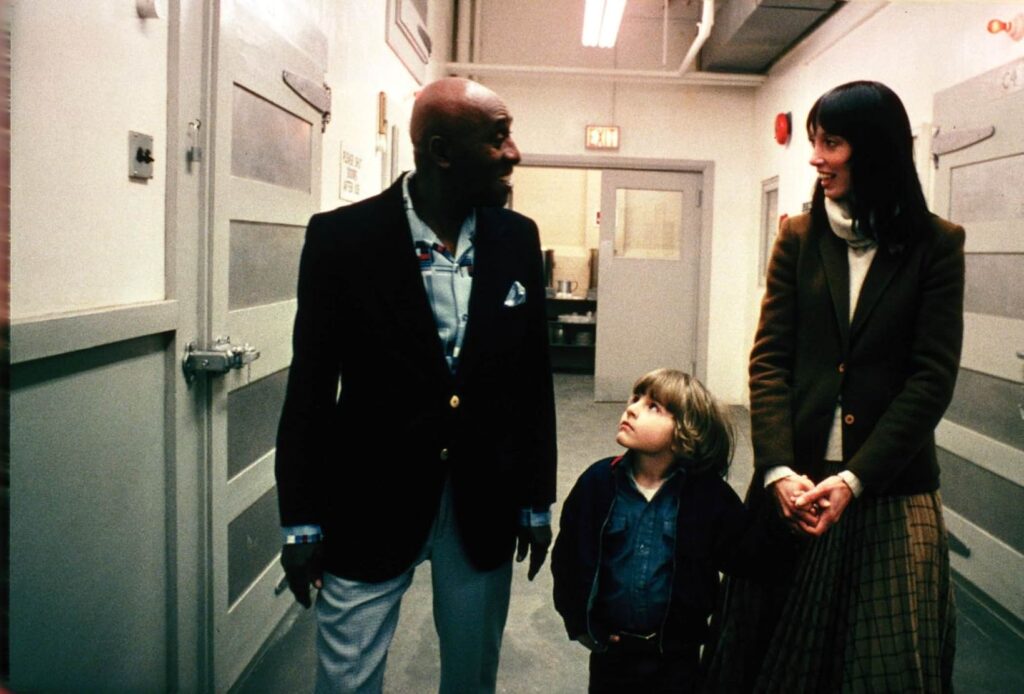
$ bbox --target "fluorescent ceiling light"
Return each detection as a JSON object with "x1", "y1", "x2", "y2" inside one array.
[{"x1": 582, "y1": 0, "x2": 627, "y2": 48}]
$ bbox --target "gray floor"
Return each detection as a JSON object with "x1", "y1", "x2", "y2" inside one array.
[{"x1": 235, "y1": 373, "x2": 1024, "y2": 693}]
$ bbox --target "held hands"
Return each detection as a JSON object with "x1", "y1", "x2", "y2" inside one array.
[
  {"x1": 281, "y1": 541, "x2": 324, "y2": 608},
  {"x1": 515, "y1": 524, "x2": 552, "y2": 581},
  {"x1": 770, "y1": 474, "x2": 820, "y2": 534},
  {"x1": 793, "y1": 475, "x2": 853, "y2": 537}
]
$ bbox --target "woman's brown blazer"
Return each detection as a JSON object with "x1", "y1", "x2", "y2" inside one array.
[{"x1": 749, "y1": 211, "x2": 965, "y2": 496}]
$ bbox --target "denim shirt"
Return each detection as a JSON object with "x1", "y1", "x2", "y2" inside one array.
[{"x1": 593, "y1": 464, "x2": 682, "y2": 634}]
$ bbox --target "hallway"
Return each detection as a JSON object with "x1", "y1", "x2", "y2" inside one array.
[{"x1": 235, "y1": 374, "x2": 1024, "y2": 693}]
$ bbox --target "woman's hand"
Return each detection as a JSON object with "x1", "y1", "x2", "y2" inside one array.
[
  {"x1": 770, "y1": 475, "x2": 820, "y2": 534},
  {"x1": 793, "y1": 475, "x2": 853, "y2": 536}
]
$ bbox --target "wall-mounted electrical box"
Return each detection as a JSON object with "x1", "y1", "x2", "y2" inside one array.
[{"x1": 129, "y1": 131, "x2": 155, "y2": 180}]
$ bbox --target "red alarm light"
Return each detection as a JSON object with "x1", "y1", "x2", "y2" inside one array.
[
  {"x1": 774, "y1": 112, "x2": 791, "y2": 145},
  {"x1": 988, "y1": 19, "x2": 1010, "y2": 34}
]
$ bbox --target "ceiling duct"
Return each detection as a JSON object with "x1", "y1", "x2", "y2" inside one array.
[
  {"x1": 447, "y1": 0, "x2": 767, "y2": 87},
  {"x1": 701, "y1": 0, "x2": 845, "y2": 73}
]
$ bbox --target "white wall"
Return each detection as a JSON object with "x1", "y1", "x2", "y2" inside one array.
[
  {"x1": 11, "y1": 1, "x2": 168, "y2": 318},
  {"x1": 320, "y1": 0, "x2": 453, "y2": 211},
  {"x1": 514, "y1": 166, "x2": 590, "y2": 249}
]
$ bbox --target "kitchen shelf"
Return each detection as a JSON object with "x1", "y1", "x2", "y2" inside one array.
[{"x1": 546, "y1": 296, "x2": 596, "y2": 373}]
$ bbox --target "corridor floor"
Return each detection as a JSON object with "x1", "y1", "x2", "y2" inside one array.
[{"x1": 235, "y1": 373, "x2": 1024, "y2": 693}]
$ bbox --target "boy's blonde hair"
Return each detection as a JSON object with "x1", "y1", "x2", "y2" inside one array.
[{"x1": 631, "y1": 368, "x2": 734, "y2": 477}]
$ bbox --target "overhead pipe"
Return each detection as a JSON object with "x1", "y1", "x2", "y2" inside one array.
[
  {"x1": 455, "y1": 0, "x2": 473, "y2": 63},
  {"x1": 446, "y1": 0, "x2": 766, "y2": 88},
  {"x1": 662, "y1": 0, "x2": 669, "y2": 66},
  {"x1": 678, "y1": 0, "x2": 715, "y2": 76},
  {"x1": 472, "y1": 0, "x2": 483, "y2": 61}
]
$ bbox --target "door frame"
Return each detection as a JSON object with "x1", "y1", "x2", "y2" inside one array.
[
  {"x1": 518, "y1": 154, "x2": 714, "y2": 389},
  {"x1": 167, "y1": 0, "x2": 216, "y2": 690}
]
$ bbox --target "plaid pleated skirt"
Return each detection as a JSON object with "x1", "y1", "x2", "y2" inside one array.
[{"x1": 702, "y1": 482, "x2": 956, "y2": 693}]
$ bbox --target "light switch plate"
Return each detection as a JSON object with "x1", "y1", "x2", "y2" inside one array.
[{"x1": 129, "y1": 131, "x2": 155, "y2": 179}]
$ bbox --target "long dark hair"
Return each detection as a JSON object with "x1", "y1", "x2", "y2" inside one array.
[{"x1": 806, "y1": 81, "x2": 930, "y2": 249}]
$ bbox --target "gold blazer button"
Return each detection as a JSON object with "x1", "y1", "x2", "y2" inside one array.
[
  {"x1": 450, "y1": 395, "x2": 460, "y2": 409},
  {"x1": 843, "y1": 414, "x2": 855, "y2": 425}
]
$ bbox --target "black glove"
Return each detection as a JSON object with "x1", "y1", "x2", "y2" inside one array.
[
  {"x1": 515, "y1": 524, "x2": 552, "y2": 581},
  {"x1": 281, "y1": 541, "x2": 324, "y2": 608},
  {"x1": 575, "y1": 633, "x2": 609, "y2": 653}
]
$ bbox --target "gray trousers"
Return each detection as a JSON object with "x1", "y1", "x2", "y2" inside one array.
[{"x1": 314, "y1": 481, "x2": 513, "y2": 693}]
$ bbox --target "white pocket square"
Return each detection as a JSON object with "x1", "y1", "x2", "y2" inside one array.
[{"x1": 503, "y1": 281, "x2": 527, "y2": 307}]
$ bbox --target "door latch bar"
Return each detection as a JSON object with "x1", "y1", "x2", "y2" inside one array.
[
  {"x1": 182, "y1": 337, "x2": 261, "y2": 384},
  {"x1": 930, "y1": 125, "x2": 995, "y2": 167},
  {"x1": 282, "y1": 69, "x2": 331, "y2": 132}
]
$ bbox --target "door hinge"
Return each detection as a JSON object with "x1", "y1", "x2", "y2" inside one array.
[
  {"x1": 283, "y1": 69, "x2": 331, "y2": 132},
  {"x1": 697, "y1": 189, "x2": 702, "y2": 208},
  {"x1": 186, "y1": 119, "x2": 202, "y2": 171}
]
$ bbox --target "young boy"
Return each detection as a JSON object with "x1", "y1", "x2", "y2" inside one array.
[{"x1": 551, "y1": 368, "x2": 784, "y2": 693}]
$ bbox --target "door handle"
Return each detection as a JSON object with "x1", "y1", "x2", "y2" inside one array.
[
  {"x1": 182, "y1": 337, "x2": 260, "y2": 384},
  {"x1": 1018, "y1": 351, "x2": 1024, "y2": 423}
]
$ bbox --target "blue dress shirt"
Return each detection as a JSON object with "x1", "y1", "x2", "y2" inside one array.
[{"x1": 402, "y1": 173, "x2": 476, "y2": 373}]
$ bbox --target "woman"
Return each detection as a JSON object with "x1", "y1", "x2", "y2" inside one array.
[{"x1": 703, "y1": 81, "x2": 964, "y2": 692}]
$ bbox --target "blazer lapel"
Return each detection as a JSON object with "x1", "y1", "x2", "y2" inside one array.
[
  {"x1": 816, "y1": 226, "x2": 851, "y2": 350},
  {"x1": 455, "y1": 209, "x2": 507, "y2": 379},
  {"x1": 849, "y1": 245, "x2": 904, "y2": 341}
]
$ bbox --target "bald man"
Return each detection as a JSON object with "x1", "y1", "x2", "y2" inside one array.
[{"x1": 275, "y1": 78, "x2": 557, "y2": 693}]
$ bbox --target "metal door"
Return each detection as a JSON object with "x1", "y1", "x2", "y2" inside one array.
[
  {"x1": 931, "y1": 57, "x2": 1024, "y2": 622},
  {"x1": 206, "y1": 2, "x2": 327, "y2": 688},
  {"x1": 595, "y1": 170, "x2": 703, "y2": 401}
]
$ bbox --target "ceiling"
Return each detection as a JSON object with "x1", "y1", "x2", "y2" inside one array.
[{"x1": 462, "y1": 0, "x2": 848, "y2": 77}]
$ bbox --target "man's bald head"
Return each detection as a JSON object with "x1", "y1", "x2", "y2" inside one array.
[
  {"x1": 410, "y1": 78, "x2": 506, "y2": 168},
  {"x1": 407, "y1": 77, "x2": 519, "y2": 211}
]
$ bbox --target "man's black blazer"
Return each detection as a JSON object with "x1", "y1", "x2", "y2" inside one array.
[{"x1": 275, "y1": 175, "x2": 557, "y2": 582}]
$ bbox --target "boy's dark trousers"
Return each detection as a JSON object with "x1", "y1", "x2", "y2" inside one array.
[{"x1": 588, "y1": 635, "x2": 699, "y2": 694}]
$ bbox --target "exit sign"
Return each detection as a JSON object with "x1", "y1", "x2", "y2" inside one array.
[{"x1": 585, "y1": 125, "x2": 620, "y2": 150}]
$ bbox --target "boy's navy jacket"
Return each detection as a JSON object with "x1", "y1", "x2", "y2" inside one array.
[{"x1": 551, "y1": 454, "x2": 790, "y2": 652}]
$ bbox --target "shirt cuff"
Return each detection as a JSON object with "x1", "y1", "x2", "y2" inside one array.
[
  {"x1": 519, "y1": 507, "x2": 552, "y2": 527},
  {"x1": 837, "y1": 470, "x2": 864, "y2": 498},
  {"x1": 282, "y1": 524, "x2": 323, "y2": 544},
  {"x1": 763, "y1": 465, "x2": 798, "y2": 488}
]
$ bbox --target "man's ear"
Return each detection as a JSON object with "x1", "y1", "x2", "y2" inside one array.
[{"x1": 427, "y1": 135, "x2": 452, "y2": 169}]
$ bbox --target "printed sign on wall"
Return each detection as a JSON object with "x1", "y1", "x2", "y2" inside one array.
[{"x1": 340, "y1": 142, "x2": 364, "y2": 201}]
